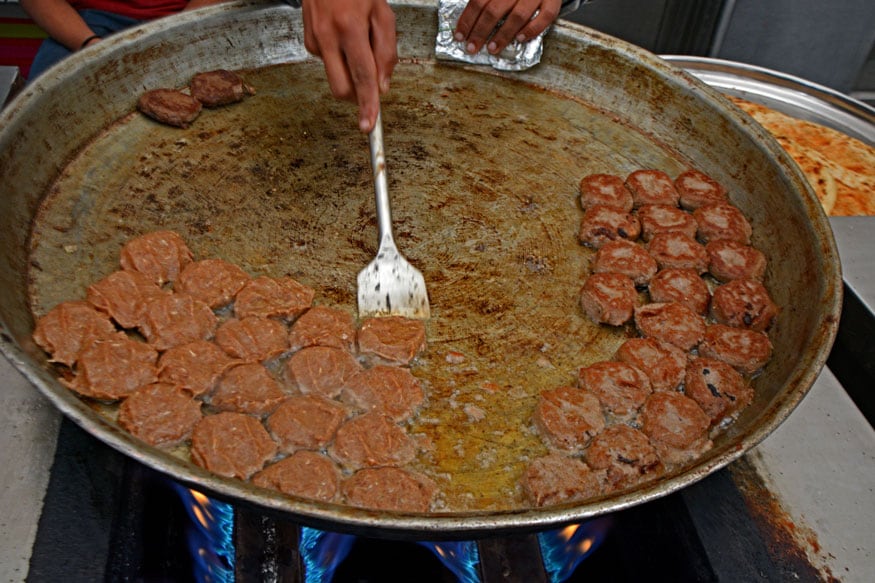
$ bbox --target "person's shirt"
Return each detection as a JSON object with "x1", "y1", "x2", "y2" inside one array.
[{"x1": 69, "y1": 0, "x2": 188, "y2": 20}]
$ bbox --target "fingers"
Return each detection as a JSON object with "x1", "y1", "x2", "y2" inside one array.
[
  {"x1": 300, "y1": 0, "x2": 398, "y2": 133},
  {"x1": 455, "y1": 0, "x2": 562, "y2": 56},
  {"x1": 455, "y1": 0, "x2": 512, "y2": 55},
  {"x1": 371, "y1": 0, "x2": 398, "y2": 94}
]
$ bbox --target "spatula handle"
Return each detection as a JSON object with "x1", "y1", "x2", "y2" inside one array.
[{"x1": 368, "y1": 110, "x2": 394, "y2": 246}]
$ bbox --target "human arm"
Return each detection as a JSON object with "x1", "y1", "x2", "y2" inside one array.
[
  {"x1": 300, "y1": 0, "x2": 398, "y2": 133},
  {"x1": 183, "y1": 0, "x2": 233, "y2": 11},
  {"x1": 19, "y1": 0, "x2": 101, "y2": 51}
]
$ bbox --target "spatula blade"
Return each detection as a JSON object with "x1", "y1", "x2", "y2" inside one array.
[{"x1": 357, "y1": 244, "x2": 430, "y2": 320}]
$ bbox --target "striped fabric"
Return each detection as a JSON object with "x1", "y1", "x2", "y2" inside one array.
[{"x1": 0, "y1": 18, "x2": 47, "y2": 79}]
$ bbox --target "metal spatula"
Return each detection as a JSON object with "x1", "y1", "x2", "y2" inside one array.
[{"x1": 357, "y1": 110, "x2": 431, "y2": 320}]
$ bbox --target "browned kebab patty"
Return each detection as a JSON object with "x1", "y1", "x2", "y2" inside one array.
[
  {"x1": 591, "y1": 239, "x2": 658, "y2": 286},
  {"x1": 692, "y1": 203, "x2": 753, "y2": 244},
  {"x1": 285, "y1": 346, "x2": 363, "y2": 399},
  {"x1": 634, "y1": 301, "x2": 706, "y2": 352},
  {"x1": 699, "y1": 324, "x2": 774, "y2": 375},
  {"x1": 137, "y1": 88, "x2": 202, "y2": 128},
  {"x1": 357, "y1": 315, "x2": 427, "y2": 365},
  {"x1": 86, "y1": 269, "x2": 167, "y2": 329},
  {"x1": 190, "y1": 69, "x2": 255, "y2": 107},
  {"x1": 648, "y1": 267, "x2": 711, "y2": 315},
  {"x1": 533, "y1": 385, "x2": 606, "y2": 450},
  {"x1": 705, "y1": 239, "x2": 768, "y2": 282},
  {"x1": 341, "y1": 467, "x2": 437, "y2": 512},
  {"x1": 234, "y1": 275, "x2": 315, "y2": 320},
  {"x1": 287, "y1": 305, "x2": 357, "y2": 353},
  {"x1": 625, "y1": 169, "x2": 680, "y2": 208},
  {"x1": 674, "y1": 168, "x2": 729, "y2": 210},
  {"x1": 214, "y1": 316, "x2": 289, "y2": 362},
  {"x1": 640, "y1": 391, "x2": 712, "y2": 465},
  {"x1": 119, "y1": 230, "x2": 193, "y2": 286},
  {"x1": 578, "y1": 173, "x2": 634, "y2": 212},
  {"x1": 63, "y1": 336, "x2": 158, "y2": 401},
  {"x1": 266, "y1": 394, "x2": 348, "y2": 453},
  {"x1": 585, "y1": 424, "x2": 663, "y2": 492},
  {"x1": 578, "y1": 204, "x2": 642, "y2": 249},
  {"x1": 647, "y1": 231, "x2": 709, "y2": 273},
  {"x1": 578, "y1": 361, "x2": 652, "y2": 419},
  {"x1": 209, "y1": 362, "x2": 287, "y2": 417},
  {"x1": 521, "y1": 453, "x2": 606, "y2": 507},
  {"x1": 341, "y1": 364, "x2": 425, "y2": 422},
  {"x1": 684, "y1": 357, "x2": 753, "y2": 424},
  {"x1": 157, "y1": 340, "x2": 240, "y2": 397},
  {"x1": 253, "y1": 451, "x2": 341, "y2": 503},
  {"x1": 710, "y1": 278, "x2": 778, "y2": 331},
  {"x1": 578, "y1": 271, "x2": 639, "y2": 326},
  {"x1": 190, "y1": 412, "x2": 277, "y2": 480},
  {"x1": 636, "y1": 203, "x2": 698, "y2": 241},
  {"x1": 117, "y1": 382, "x2": 203, "y2": 447},
  {"x1": 32, "y1": 300, "x2": 118, "y2": 367},
  {"x1": 614, "y1": 337, "x2": 686, "y2": 393}
]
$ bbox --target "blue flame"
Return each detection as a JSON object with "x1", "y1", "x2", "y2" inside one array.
[
  {"x1": 537, "y1": 518, "x2": 612, "y2": 583},
  {"x1": 172, "y1": 484, "x2": 236, "y2": 583},
  {"x1": 419, "y1": 540, "x2": 481, "y2": 582},
  {"x1": 300, "y1": 527, "x2": 356, "y2": 582}
]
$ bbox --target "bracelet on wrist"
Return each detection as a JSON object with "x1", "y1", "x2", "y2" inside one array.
[{"x1": 79, "y1": 35, "x2": 101, "y2": 50}]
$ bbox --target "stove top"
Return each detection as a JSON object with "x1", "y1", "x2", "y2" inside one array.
[{"x1": 2, "y1": 217, "x2": 873, "y2": 582}]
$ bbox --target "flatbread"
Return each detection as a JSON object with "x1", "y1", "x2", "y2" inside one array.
[{"x1": 728, "y1": 96, "x2": 875, "y2": 216}]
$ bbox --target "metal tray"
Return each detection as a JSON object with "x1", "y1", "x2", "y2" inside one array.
[
  {"x1": 663, "y1": 56, "x2": 875, "y2": 146},
  {"x1": 0, "y1": 4, "x2": 841, "y2": 537}
]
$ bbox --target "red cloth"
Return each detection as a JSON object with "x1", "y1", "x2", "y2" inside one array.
[{"x1": 68, "y1": 0, "x2": 189, "y2": 20}]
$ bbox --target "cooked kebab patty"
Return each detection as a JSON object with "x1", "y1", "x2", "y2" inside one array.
[
  {"x1": 119, "y1": 230, "x2": 193, "y2": 286},
  {"x1": 614, "y1": 337, "x2": 686, "y2": 393},
  {"x1": 625, "y1": 169, "x2": 680, "y2": 208},
  {"x1": 190, "y1": 69, "x2": 254, "y2": 107},
  {"x1": 579, "y1": 271, "x2": 639, "y2": 326},
  {"x1": 285, "y1": 345, "x2": 362, "y2": 398},
  {"x1": 591, "y1": 239, "x2": 658, "y2": 286},
  {"x1": 253, "y1": 451, "x2": 341, "y2": 502},
  {"x1": 342, "y1": 467, "x2": 436, "y2": 512},
  {"x1": 674, "y1": 169, "x2": 728, "y2": 210},
  {"x1": 33, "y1": 156, "x2": 779, "y2": 513},
  {"x1": 579, "y1": 173, "x2": 634, "y2": 212},
  {"x1": 118, "y1": 382, "x2": 203, "y2": 447},
  {"x1": 137, "y1": 88, "x2": 202, "y2": 128},
  {"x1": 32, "y1": 300, "x2": 117, "y2": 367},
  {"x1": 210, "y1": 362, "x2": 286, "y2": 416},
  {"x1": 648, "y1": 267, "x2": 711, "y2": 315},
  {"x1": 267, "y1": 394, "x2": 348, "y2": 453},
  {"x1": 637, "y1": 204, "x2": 698, "y2": 241},
  {"x1": 578, "y1": 204, "x2": 642, "y2": 248},
  {"x1": 215, "y1": 316, "x2": 289, "y2": 362}
]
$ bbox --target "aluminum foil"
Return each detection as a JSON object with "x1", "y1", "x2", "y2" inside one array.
[{"x1": 435, "y1": 0, "x2": 547, "y2": 71}]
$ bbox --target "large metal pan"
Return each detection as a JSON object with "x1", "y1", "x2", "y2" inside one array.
[{"x1": 0, "y1": 0, "x2": 841, "y2": 538}]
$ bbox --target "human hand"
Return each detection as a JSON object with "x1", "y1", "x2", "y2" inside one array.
[
  {"x1": 301, "y1": 0, "x2": 398, "y2": 133},
  {"x1": 454, "y1": 0, "x2": 562, "y2": 56}
]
